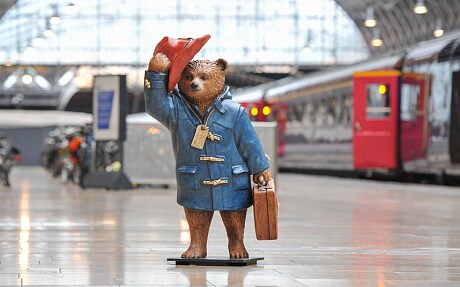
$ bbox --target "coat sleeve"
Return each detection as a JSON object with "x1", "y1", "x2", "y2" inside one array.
[
  {"x1": 144, "y1": 71, "x2": 176, "y2": 129},
  {"x1": 234, "y1": 107, "x2": 270, "y2": 174}
]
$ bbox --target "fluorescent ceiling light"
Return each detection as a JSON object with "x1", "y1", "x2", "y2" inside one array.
[
  {"x1": 35, "y1": 75, "x2": 51, "y2": 90},
  {"x1": 364, "y1": 7, "x2": 377, "y2": 28},
  {"x1": 58, "y1": 69, "x2": 76, "y2": 86},
  {"x1": 3, "y1": 74, "x2": 18, "y2": 89},
  {"x1": 413, "y1": 0, "x2": 428, "y2": 14}
]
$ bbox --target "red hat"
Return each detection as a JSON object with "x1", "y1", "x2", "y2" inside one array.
[{"x1": 154, "y1": 34, "x2": 211, "y2": 92}]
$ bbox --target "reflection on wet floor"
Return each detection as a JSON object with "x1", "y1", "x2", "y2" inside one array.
[{"x1": 1, "y1": 166, "x2": 460, "y2": 286}]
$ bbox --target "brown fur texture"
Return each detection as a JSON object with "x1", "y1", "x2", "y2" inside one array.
[
  {"x1": 253, "y1": 169, "x2": 272, "y2": 185},
  {"x1": 178, "y1": 59, "x2": 228, "y2": 115},
  {"x1": 182, "y1": 207, "x2": 214, "y2": 258},
  {"x1": 148, "y1": 53, "x2": 170, "y2": 74},
  {"x1": 148, "y1": 52, "x2": 271, "y2": 258},
  {"x1": 182, "y1": 207, "x2": 249, "y2": 259},
  {"x1": 220, "y1": 209, "x2": 248, "y2": 258}
]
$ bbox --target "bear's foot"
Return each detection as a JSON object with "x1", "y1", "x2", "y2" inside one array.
[
  {"x1": 229, "y1": 242, "x2": 249, "y2": 259},
  {"x1": 181, "y1": 245, "x2": 207, "y2": 258}
]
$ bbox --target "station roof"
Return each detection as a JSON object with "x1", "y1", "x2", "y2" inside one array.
[
  {"x1": 0, "y1": 0, "x2": 16, "y2": 19},
  {"x1": 336, "y1": 0, "x2": 460, "y2": 54},
  {"x1": 1, "y1": 1, "x2": 459, "y2": 58},
  {"x1": 0, "y1": 0, "x2": 459, "y2": 106}
]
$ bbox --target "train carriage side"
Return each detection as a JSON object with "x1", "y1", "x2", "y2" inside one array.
[
  {"x1": 400, "y1": 33, "x2": 460, "y2": 178},
  {"x1": 234, "y1": 31, "x2": 460, "y2": 181},
  {"x1": 266, "y1": 53, "x2": 405, "y2": 172},
  {"x1": 352, "y1": 70, "x2": 430, "y2": 172}
]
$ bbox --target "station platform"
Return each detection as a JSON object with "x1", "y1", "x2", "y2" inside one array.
[{"x1": 1, "y1": 167, "x2": 460, "y2": 286}]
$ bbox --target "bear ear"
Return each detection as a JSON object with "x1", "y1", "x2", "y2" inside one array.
[{"x1": 215, "y1": 58, "x2": 228, "y2": 74}]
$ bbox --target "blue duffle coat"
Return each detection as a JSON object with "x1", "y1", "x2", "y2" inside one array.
[{"x1": 144, "y1": 71, "x2": 269, "y2": 211}]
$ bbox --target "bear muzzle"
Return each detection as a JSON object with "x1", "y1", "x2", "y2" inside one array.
[{"x1": 190, "y1": 82, "x2": 201, "y2": 91}]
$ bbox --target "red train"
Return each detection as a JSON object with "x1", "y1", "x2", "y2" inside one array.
[{"x1": 234, "y1": 30, "x2": 460, "y2": 182}]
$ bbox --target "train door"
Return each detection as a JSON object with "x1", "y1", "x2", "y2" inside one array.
[
  {"x1": 400, "y1": 73, "x2": 430, "y2": 162},
  {"x1": 352, "y1": 71, "x2": 401, "y2": 169}
]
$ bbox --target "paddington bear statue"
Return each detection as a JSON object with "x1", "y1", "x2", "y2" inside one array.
[{"x1": 144, "y1": 34, "x2": 271, "y2": 259}]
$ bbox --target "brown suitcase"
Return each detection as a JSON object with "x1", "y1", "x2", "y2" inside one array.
[{"x1": 253, "y1": 178, "x2": 278, "y2": 240}]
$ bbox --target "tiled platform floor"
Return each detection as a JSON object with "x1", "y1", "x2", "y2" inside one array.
[{"x1": 1, "y1": 167, "x2": 460, "y2": 286}]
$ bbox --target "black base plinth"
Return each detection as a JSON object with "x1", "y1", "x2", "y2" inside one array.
[
  {"x1": 81, "y1": 171, "x2": 132, "y2": 189},
  {"x1": 167, "y1": 257, "x2": 264, "y2": 266}
]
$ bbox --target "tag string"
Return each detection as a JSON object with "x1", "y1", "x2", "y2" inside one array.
[{"x1": 183, "y1": 100, "x2": 216, "y2": 128}]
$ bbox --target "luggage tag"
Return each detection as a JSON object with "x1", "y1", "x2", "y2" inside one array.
[{"x1": 191, "y1": 124, "x2": 209, "y2": 149}]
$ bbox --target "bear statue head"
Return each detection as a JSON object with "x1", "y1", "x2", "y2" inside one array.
[{"x1": 178, "y1": 58, "x2": 229, "y2": 114}]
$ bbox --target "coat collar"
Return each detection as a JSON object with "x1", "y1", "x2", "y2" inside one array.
[
  {"x1": 173, "y1": 86, "x2": 231, "y2": 115},
  {"x1": 214, "y1": 86, "x2": 231, "y2": 114}
]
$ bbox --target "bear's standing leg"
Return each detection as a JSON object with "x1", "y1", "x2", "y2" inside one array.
[
  {"x1": 181, "y1": 207, "x2": 214, "y2": 258},
  {"x1": 220, "y1": 209, "x2": 249, "y2": 258}
]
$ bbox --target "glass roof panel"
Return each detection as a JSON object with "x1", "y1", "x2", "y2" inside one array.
[{"x1": 0, "y1": 0, "x2": 369, "y2": 66}]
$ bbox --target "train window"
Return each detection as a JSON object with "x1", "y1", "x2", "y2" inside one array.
[
  {"x1": 295, "y1": 104, "x2": 305, "y2": 121},
  {"x1": 401, "y1": 84, "x2": 419, "y2": 121},
  {"x1": 366, "y1": 84, "x2": 390, "y2": 118}
]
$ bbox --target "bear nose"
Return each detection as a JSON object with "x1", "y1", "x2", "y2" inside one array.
[{"x1": 190, "y1": 82, "x2": 199, "y2": 90}]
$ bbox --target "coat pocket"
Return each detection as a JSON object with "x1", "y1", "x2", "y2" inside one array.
[
  {"x1": 177, "y1": 166, "x2": 197, "y2": 189},
  {"x1": 232, "y1": 164, "x2": 250, "y2": 190}
]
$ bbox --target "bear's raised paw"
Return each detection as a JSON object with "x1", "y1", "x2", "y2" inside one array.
[{"x1": 148, "y1": 53, "x2": 171, "y2": 74}]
